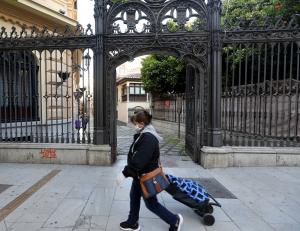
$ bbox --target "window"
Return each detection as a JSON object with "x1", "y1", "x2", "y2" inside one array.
[
  {"x1": 121, "y1": 84, "x2": 127, "y2": 101},
  {"x1": 0, "y1": 51, "x2": 39, "y2": 122},
  {"x1": 121, "y1": 83, "x2": 147, "y2": 102},
  {"x1": 74, "y1": 0, "x2": 77, "y2": 10},
  {"x1": 129, "y1": 85, "x2": 135, "y2": 94},
  {"x1": 129, "y1": 83, "x2": 145, "y2": 95},
  {"x1": 128, "y1": 83, "x2": 146, "y2": 102},
  {"x1": 122, "y1": 84, "x2": 127, "y2": 96}
]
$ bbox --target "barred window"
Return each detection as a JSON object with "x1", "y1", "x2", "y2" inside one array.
[{"x1": 0, "y1": 51, "x2": 39, "y2": 122}]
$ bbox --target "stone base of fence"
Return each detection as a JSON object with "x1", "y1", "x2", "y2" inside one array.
[
  {"x1": 0, "y1": 143, "x2": 112, "y2": 166},
  {"x1": 200, "y1": 146, "x2": 300, "y2": 168}
]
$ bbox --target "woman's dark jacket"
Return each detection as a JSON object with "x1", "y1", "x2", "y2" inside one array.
[{"x1": 122, "y1": 131, "x2": 160, "y2": 179}]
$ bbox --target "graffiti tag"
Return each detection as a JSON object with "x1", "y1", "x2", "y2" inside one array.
[{"x1": 40, "y1": 149, "x2": 57, "y2": 159}]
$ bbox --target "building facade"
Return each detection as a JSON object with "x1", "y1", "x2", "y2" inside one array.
[{"x1": 116, "y1": 56, "x2": 150, "y2": 124}]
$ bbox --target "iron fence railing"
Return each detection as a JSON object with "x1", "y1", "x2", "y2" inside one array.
[
  {"x1": 222, "y1": 26, "x2": 300, "y2": 146},
  {"x1": 151, "y1": 94, "x2": 185, "y2": 124},
  {"x1": 0, "y1": 26, "x2": 95, "y2": 144}
]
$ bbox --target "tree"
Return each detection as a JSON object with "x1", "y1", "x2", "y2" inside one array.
[
  {"x1": 222, "y1": 0, "x2": 300, "y2": 24},
  {"x1": 140, "y1": 55, "x2": 186, "y2": 95},
  {"x1": 222, "y1": 0, "x2": 276, "y2": 23},
  {"x1": 276, "y1": 0, "x2": 300, "y2": 21}
]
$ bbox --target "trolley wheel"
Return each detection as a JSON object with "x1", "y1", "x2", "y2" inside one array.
[
  {"x1": 203, "y1": 214, "x2": 215, "y2": 226},
  {"x1": 205, "y1": 204, "x2": 214, "y2": 214}
]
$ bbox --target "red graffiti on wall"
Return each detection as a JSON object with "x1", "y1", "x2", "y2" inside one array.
[{"x1": 40, "y1": 149, "x2": 57, "y2": 158}]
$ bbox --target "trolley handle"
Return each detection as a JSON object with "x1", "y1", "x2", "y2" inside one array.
[{"x1": 207, "y1": 192, "x2": 222, "y2": 207}]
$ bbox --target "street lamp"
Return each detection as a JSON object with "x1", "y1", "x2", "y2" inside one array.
[
  {"x1": 83, "y1": 52, "x2": 91, "y2": 143},
  {"x1": 73, "y1": 88, "x2": 84, "y2": 101},
  {"x1": 72, "y1": 53, "x2": 91, "y2": 72},
  {"x1": 84, "y1": 53, "x2": 91, "y2": 68}
]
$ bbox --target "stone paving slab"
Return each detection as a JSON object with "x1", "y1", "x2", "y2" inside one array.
[{"x1": 0, "y1": 161, "x2": 299, "y2": 231}]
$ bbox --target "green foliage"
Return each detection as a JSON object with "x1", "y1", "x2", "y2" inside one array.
[
  {"x1": 278, "y1": 0, "x2": 300, "y2": 20},
  {"x1": 222, "y1": 0, "x2": 300, "y2": 24},
  {"x1": 111, "y1": 0, "x2": 127, "y2": 3},
  {"x1": 224, "y1": 46, "x2": 260, "y2": 64},
  {"x1": 166, "y1": 18, "x2": 202, "y2": 32},
  {"x1": 166, "y1": 19, "x2": 179, "y2": 32},
  {"x1": 222, "y1": 0, "x2": 276, "y2": 22},
  {"x1": 141, "y1": 55, "x2": 186, "y2": 95},
  {"x1": 184, "y1": 22, "x2": 193, "y2": 32}
]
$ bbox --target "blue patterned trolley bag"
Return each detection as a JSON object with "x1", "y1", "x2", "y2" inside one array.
[
  {"x1": 166, "y1": 174, "x2": 210, "y2": 203},
  {"x1": 165, "y1": 174, "x2": 221, "y2": 226}
]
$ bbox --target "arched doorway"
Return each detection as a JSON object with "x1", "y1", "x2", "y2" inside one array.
[{"x1": 92, "y1": 0, "x2": 223, "y2": 163}]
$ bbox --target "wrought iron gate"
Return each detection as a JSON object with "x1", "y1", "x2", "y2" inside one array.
[
  {"x1": 102, "y1": 0, "x2": 222, "y2": 161},
  {"x1": 185, "y1": 63, "x2": 208, "y2": 162}
]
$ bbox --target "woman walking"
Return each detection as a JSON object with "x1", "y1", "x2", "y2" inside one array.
[{"x1": 117, "y1": 110, "x2": 183, "y2": 231}]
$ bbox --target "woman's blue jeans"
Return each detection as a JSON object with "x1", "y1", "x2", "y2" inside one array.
[{"x1": 127, "y1": 178, "x2": 177, "y2": 225}]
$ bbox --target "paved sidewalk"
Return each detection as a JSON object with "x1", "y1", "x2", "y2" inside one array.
[
  {"x1": 0, "y1": 125, "x2": 299, "y2": 231},
  {"x1": 0, "y1": 159, "x2": 300, "y2": 231}
]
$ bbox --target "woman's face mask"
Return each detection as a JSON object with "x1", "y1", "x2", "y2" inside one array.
[{"x1": 135, "y1": 122, "x2": 144, "y2": 132}]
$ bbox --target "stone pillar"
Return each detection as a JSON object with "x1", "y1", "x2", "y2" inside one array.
[{"x1": 207, "y1": 0, "x2": 223, "y2": 147}]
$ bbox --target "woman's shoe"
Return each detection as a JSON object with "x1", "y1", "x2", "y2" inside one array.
[
  {"x1": 120, "y1": 221, "x2": 140, "y2": 231},
  {"x1": 169, "y1": 214, "x2": 183, "y2": 231}
]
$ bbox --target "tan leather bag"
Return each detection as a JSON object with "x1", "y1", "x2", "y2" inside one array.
[{"x1": 139, "y1": 166, "x2": 170, "y2": 199}]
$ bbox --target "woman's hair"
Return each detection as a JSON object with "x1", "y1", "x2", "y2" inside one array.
[{"x1": 130, "y1": 110, "x2": 152, "y2": 125}]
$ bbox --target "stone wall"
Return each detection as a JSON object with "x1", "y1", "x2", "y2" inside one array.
[
  {"x1": 0, "y1": 143, "x2": 111, "y2": 165},
  {"x1": 200, "y1": 146, "x2": 300, "y2": 168}
]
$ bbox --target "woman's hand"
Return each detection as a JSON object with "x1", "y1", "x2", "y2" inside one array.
[
  {"x1": 122, "y1": 165, "x2": 138, "y2": 178},
  {"x1": 116, "y1": 172, "x2": 125, "y2": 186}
]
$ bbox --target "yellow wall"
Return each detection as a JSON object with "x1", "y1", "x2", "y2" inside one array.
[
  {"x1": 0, "y1": 0, "x2": 77, "y2": 30},
  {"x1": 32, "y1": 0, "x2": 77, "y2": 20}
]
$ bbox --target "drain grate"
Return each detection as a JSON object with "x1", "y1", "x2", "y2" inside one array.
[
  {"x1": 0, "y1": 184, "x2": 12, "y2": 194},
  {"x1": 192, "y1": 178, "x2": 237, "y2": 199}
]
